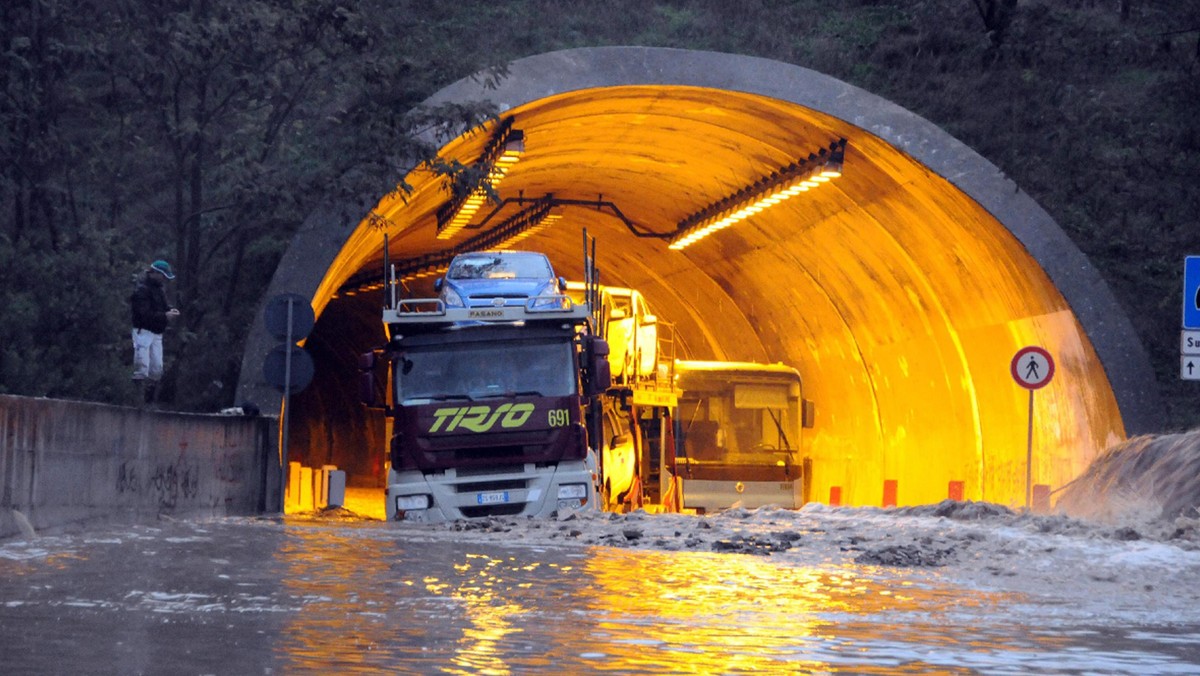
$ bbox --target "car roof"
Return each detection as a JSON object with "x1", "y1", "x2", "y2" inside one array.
[{"x1": 450, "y1": 250, "x2": 548, "y2": 260}]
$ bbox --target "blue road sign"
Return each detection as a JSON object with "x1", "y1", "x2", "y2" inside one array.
[{"x1": 1186, "y1": 257, "x2": 1200, "y2": 329}]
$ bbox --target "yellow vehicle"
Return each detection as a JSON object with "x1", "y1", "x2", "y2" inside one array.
[
  {"x1": 564, "y1": 282, "x2": 658, "y2": 385},
  {"x1": 673, "y1": 360, "x2": 812, "y2": 512}
]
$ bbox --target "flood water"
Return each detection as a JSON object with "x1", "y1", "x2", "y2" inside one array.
[{"x1": 2, "y1": 516, "x2": 1199, "y2": 674}]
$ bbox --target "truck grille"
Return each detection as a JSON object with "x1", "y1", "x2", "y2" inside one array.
[
  {"x1": 450, "y1": 445, "x2": 526, "y2": 462},
  {"x1": 455, "y1": 464, "x2": 524, "y2": 477},
  {"x1": 460, "y1": 504, "x2": 525, "y2": 518},
  {"x1": 453, "y1": 479, "x2": 526, "y2": 493}
]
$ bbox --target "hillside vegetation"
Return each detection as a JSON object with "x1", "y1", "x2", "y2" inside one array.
[{"x1": 2, "y1": 0, "x2": 1197, "y2": 428}]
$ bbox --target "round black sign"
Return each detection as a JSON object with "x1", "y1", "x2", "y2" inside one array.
[
  {"x1": 264, "y1": 293, "x2": 315, "y2": 342},
  {"x1": 263, "y1": 344, "x2": 315, "y2": 394}
]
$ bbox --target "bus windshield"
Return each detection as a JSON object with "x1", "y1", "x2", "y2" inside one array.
[
  {"x1": 396, "y1": 339, "x2": 576, "y2": 404},
  {"x1": 677, "y1": 374, "x2": 801, "y2": 479}
]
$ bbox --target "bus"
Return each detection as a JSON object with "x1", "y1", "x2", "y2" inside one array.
[{"x1": 673, "y1": 360, "x2": 812, "y2": 512}]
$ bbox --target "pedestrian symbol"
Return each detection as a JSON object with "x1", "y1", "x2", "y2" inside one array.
[
  {"x1": 1011, "y1": 346, "x2": 1055, "y2": 390},
  {"x1": 1024, "y1": 357, "x2": 1041, "y2": 380}
]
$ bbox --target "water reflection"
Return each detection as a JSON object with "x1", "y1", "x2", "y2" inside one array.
[
  {"x1": 274, "y1": 524, "x2": 1028, "y2": 673},
  {"x1": 570, "y1": 548, "x2": 1017, "y2": 673},
  {"x1": 2, "y1": 519, "x2": 1198, "y2": 674}
]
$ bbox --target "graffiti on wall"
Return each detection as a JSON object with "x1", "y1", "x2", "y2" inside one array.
[
  {"x1": 215, "y1": 451, "x2": 245, "y2": 484},
  {"x1": 116, "y1": 458, "x2": 200, "y2": 508}
]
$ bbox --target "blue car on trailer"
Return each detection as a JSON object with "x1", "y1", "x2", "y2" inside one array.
[{"x1": 435, "y1": 250, "x2": 567, "y2": 308}]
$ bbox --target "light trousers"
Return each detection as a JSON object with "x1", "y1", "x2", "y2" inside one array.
[{"x1": 131, "y1": 328, "x2": 164, "y2": 381}]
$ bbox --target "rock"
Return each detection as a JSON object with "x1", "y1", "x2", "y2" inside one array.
[
  {"x1": 855, "y1": 543, "x2": 951, "y2": 567},
  {"x1": 1112, "y1": 527, "x2": 1142, "y2": 541},
  {"x1": 711, "y1": 534, "x2": 793, "y2": 556}
]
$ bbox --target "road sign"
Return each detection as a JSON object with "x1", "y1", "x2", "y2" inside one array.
[
  {"x1": 264, "y1": 293, "x2": 315, "y2": 343},
  {"x1": 1184, "y1": 356, "x2": 1200, "y2": 381},
  {"x1": 1184, "y1": 330, "x2": 1200, "y2": 356},
  {"x1": 1011, "y1": 346, "x2": 1055, "y2": 390},
  {"x1": 264, "y1": 344, "x2": 315, "y2": 394},
  {"x1": 1185, "y1": 256, "x2": 1200, "y2": 329}
]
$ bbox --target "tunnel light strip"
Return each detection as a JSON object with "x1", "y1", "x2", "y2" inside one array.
[
  {"x1": 467, "y1": 196, "x2": 562, "y2": 251},
  {"x1": 667, "y1": 139, "x2": 846, "y2": 251},
  {"x1": 384, "y1": 196, "x2": 562, "y2": 285},
  {"x1": 436, "y1": 119, "x2": 526, "y2": 240}
]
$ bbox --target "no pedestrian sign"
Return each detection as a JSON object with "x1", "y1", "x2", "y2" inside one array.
[{"x1": 1011, "y1": 346, "x2": 1055, "y2": 390}]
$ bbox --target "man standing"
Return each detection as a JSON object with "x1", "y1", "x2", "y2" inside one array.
[{"x1": 130, "y1": 260, "x2": 180, "y2": 406}]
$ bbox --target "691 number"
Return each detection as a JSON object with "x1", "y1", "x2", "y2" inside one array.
[{"x1": 547, "y1": 408, "x2": 570, "y2": 427}]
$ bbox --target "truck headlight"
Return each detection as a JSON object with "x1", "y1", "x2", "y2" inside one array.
[
  {"x1": 395, "y1": 494, "x2": 431, "y2": 511},
  {"x1": 557, "y1": 484, "x2": 587, "y2": 500}
]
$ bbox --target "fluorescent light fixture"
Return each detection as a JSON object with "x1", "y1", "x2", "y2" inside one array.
[
  {"x1": 459, "y1": 195, "x2": 562, "y2": 251},
  {"x1": 382, "y1": 196, "x2": 563, "y2": 286},
  {"x1": 436, "y1": 120, "x2": 526, "y2": 240},
  {"x1": 668, "y1": 139, "x2": 847, "y2": 251}
]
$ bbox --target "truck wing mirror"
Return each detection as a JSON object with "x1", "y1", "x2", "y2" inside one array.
[
  {"x1": 588, "y1": 359, "x2": 612, "y2": 396},
  {"x1": 433, "y1": 278, "x2": 444, "y2": 292},
  {"x1": 358, "y1": 351, "x2": 377, "y2": 371},
  {"x1": 585, "y1": 337, "x2": 612, "y2": 395},
  {"x1": 642, "y1": 313, "x2": 657, "y2": 325},
  {"x1": 358, "y1": 350, "x2": 384, "y2": 408},
  {"x1": 359, "y1": 371, "x2": 378, "y2": 407},
  {"x1": 591, "y1": 337, "x2": 610, "y2": 359}
]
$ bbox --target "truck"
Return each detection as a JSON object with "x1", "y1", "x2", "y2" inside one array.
[
  {"x1": 359, "y1": 296, "x2": 611, "y2": 522},
  {"x1": 672, "y1": 360, "x2": 813, "y2": 512}
]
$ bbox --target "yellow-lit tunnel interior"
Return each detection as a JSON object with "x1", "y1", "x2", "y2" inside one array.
[{"x1": 245, "y1": 48, "x2": 1159, "y2": 510}]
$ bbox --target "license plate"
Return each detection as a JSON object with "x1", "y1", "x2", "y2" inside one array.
[{"x1": 476, "y1": 491, "x2": 510, "y2": 505}]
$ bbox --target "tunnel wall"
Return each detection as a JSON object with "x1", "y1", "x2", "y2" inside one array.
[
  {"x1": 239, "y1": 47, "x2": 1161, "y2": 431},
  {"x1": 0, "y1": 394, "x2": 281, "y2": 540},
  {"x1": 411, "y1": 47, "x2": 1161, "y2": 435},
  {"x1": 237, "y1": 47, "x2": 1164, "y2": 507}
]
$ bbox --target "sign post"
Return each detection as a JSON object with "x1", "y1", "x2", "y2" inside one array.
[
  {"x1": 263, "y1": 294, "x2": 316, "y2": 509},
  {"x1": 1011, "y1": 346, "x2": 1055, "y2": 509}
]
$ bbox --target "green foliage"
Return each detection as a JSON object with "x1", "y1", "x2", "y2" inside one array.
[{"x1": 0, "y1": 0, "x2": 496, "y2": 410}]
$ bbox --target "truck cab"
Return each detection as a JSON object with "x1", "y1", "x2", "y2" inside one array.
[{"x1": 364, "y1": 299, "x2": 610, "y2": 522}]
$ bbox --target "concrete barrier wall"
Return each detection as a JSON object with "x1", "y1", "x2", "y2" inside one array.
[{"x1": 0, "y1": 394, "x2": 281, "y2": 540}]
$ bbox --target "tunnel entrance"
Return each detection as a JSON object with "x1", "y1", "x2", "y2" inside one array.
[{"x1": 240, "y1": 47, "x2": 1161, "y2": 513}]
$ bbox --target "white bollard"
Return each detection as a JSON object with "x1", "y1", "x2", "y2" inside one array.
[
  {"x1": 327, "y1": 470, "x2": 346, "y2": 508},
  {"x1": 319, "y1": 464, "x2": 337, "y2": 508}
]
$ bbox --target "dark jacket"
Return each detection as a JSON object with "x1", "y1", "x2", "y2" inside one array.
[{"x1": 131, "y1": 273, "x2": 172, "y2": 334}]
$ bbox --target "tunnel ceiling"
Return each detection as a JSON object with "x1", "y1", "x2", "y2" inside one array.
[{"x1": 245, "y1": 47, "x2": 1163, "y2": 508}]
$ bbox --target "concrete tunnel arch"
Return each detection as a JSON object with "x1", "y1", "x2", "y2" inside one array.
[{"x1": 237, "y1": 46, "x2": 1163, "y2": 509}]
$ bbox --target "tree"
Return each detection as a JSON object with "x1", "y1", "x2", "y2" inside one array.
[
  {"x1": 972, "y1": 0, "x2": 1019, "y2": 46},
  {"x1": 0, "y1": 0, "x2": 497, "y2": 408}
]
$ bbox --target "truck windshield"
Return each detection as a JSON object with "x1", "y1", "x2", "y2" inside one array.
[{"x1": 396, "y1": 339, "x2": 576, "y2": 404}]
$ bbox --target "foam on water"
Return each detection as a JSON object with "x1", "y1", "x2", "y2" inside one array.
[{"x1": 1057, "y1": 427, "x2": 1200, "y2": 523}]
